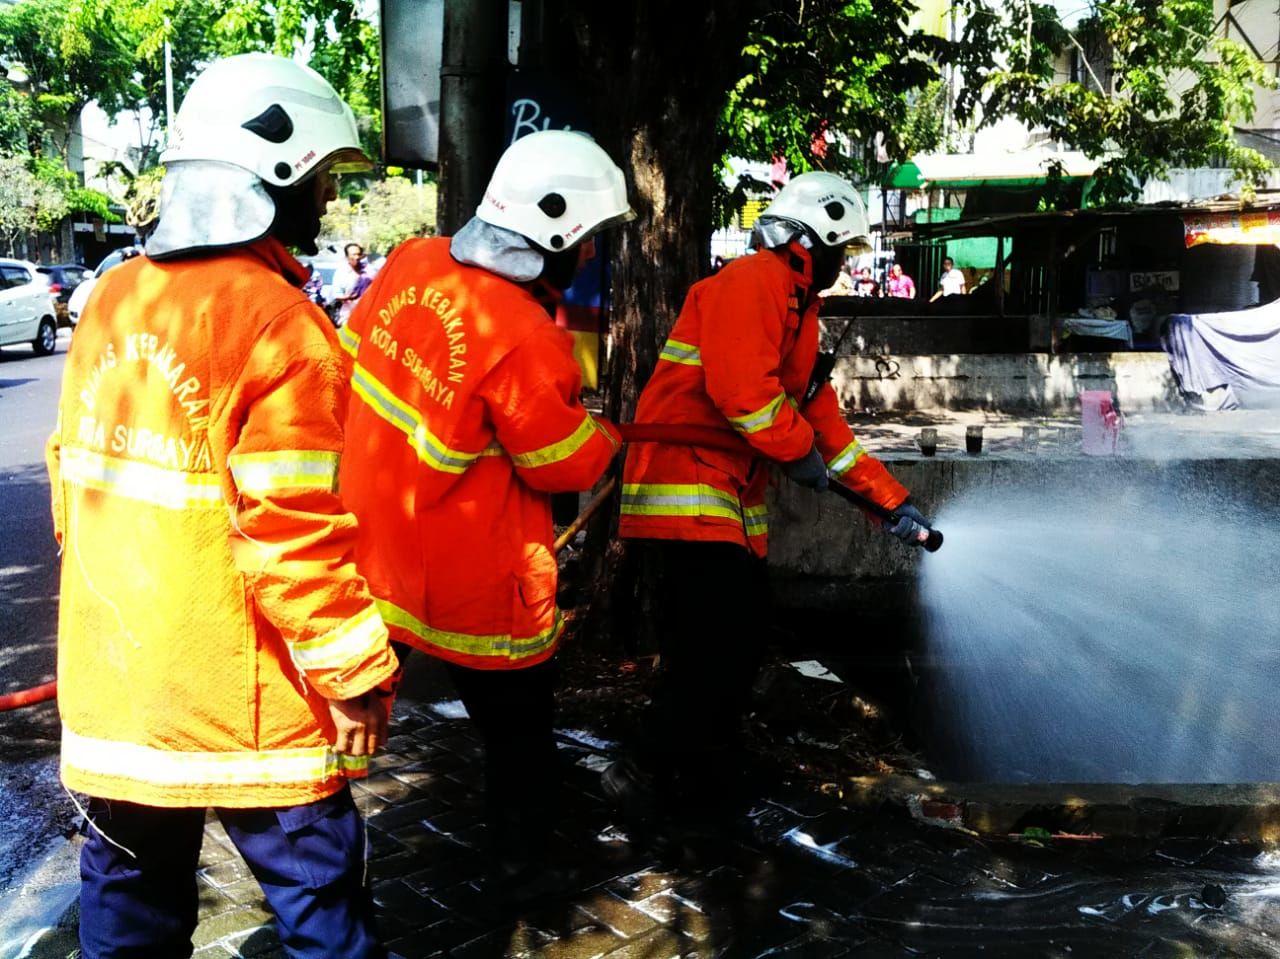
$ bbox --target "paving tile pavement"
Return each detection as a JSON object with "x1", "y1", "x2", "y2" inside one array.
[{"x1": 29, "y1": 695, "x2": 1280, "y2": 958}]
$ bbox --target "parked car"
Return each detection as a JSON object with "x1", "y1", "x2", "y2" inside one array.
[
  {"x1": 67, "y1": 246, "x2": 143, "y2": 328},
  {"x1": 37, "y1": 263, "x2": 92, "y2": 326},
  {"x1": 0, "y1": 258, "x2": 59, "y2": 356}
]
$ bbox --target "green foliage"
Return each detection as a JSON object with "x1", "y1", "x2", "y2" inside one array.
[
  {"x1": 0, "y1": 0, "x2": 141, "y2": 154},
  {"x1": 0, "y1": 154, "x2": 69, "y2": 249},
  {"x1": 948, "y1": 0, "x2": 1277, "y2": 205},
  {"x1": 899, "y1": 80, "x2": 949, "y2": 158},
  {"x1": 722, "y1": 0, "x2": 941, "y2": 180},
  {"x1": 141, "y1": 0, "x2": 385, "y2": 159},
  {"x1": 320, "y1": 176, "x2": 437, "y2": 254},
  {"x1": 0, "y1": 83, "x2": 36, "y2": 155},
  {"x1": 66, "y1": 186, "x2": 121, "y2": 221}
]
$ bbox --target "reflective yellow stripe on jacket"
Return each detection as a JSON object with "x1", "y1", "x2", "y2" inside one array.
[
  {"x1": 376, "y1": 599, "x2": 563, "y2": 663},
  {"x1": 826, "y1": 440, "x2": 866, "y2": 477},
  {"x1": 509, "y1": 414, "x2": 610, "y2": 469},
  {"x1": 337, "y1": 325, "x2": 361, "y2": 358},
  {"x1": 349, "y1": 363, "x2": 481, "y2": 475},
  {"x1": 728, "y1": 392, "x2": 787, "y2": 435},
  {"x1": 60, "y1": 447, "x2": 223, "y2": 511},
  {"x1": 744, "y1": 504, "x2": 769, "y2": 537},
  {"x1": 658, "y1": 338, "x2": 702, "y2": 367},
  {"x1": 229, "y1": 450, "x2": 340, "y2": 494},
  {"x1": 619, "y1": 483, "x2": 743, "y2": 523},
  {"x1": 290, "y1": 604, "x2": 388, "y2": 671},
  {"x1": 62, "y1": 726, "x2": 368, "y2": 787}
]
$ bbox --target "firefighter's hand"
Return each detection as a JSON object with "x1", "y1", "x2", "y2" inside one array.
[
  {"x1": 882, "y1": 502, "x2": 931, "y2": 547},
  {"x1": 328, "y1": 693, "x2": 388, "y2": 757},
  {"x1": 782, "y1": 446, "x2": 829, "y2": 491}
]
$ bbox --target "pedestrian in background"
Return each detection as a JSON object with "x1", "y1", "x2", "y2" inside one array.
[
  {"x1": 930, "y1": 256, "x2": 967, "y2": 302},
  {"x1": 885, "y1": 261, "x2": 915, "y2": 299},
  {"x1": 854, "y1": 266, "x2": 880, "y2": 297},
  {"x1": 332, "y1": 241, "x2": 370, "y2": 326},
  {"x1": 47, "y1": 54, "x2": 398, "y2": 959}
]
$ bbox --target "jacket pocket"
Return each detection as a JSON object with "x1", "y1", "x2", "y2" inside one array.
[
  {"x1": 515, "y1": 541, "x2": 558, "y2": 607},
  {"x1": 691, "y1": 446, "x2": 748, "y2": 526}
]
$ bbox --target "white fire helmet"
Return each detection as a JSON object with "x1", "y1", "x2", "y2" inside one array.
[
  {"x1": 476, "y1": 130, "x2": 634, "y2": 252},
  {"x1": 160, "y1": 53, "x2": 372, "y2": 188},
  {"x1": 759, "y1": 172, "x2": 871, "y2": 251}
]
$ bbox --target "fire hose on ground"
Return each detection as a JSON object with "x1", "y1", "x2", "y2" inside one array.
[
  {"x1": 0, "y1": 424, "x2": 941, "y2": 712},
  {"x1": 0, "y1": 680, "x2": 58, "y2": 712}
]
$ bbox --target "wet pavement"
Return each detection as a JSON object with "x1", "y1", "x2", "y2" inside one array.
[
  {"x1": 0, "y1": 343, "x2": 76, "y2": 917},
  {"x1": 23, "y1": 667, "x2": 1280, "y2": 959}
]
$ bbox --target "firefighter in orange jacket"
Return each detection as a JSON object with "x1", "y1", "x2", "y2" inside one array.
[
  {"x1": 339, "y1": 130, "x2": 631, "y2": 897},
  {"x1": 606, "y1": 172, "x2": 931, "y2": 824},
  {"x1": 47, "y1": 55, "x2": 399, "y2": 959}
]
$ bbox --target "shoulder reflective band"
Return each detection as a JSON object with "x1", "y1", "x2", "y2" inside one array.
[
  {"x1": 825, "y1": 440, "x2": 866, "y2": 477},
  {"x1": 229, "y1": 450, "x2": 340, "y2": 495},
  {"x1": 509, "y1": 414, "x2": 604, "y2": 469},
  {"x1": 744, "y1": 503, "x2": 768, "y2": 537},
  {"x1": 338, "y1": 325, "x2": 361, "y2": 358},
  {"x1": 659, "y1": 338, "x2": 702, "y2": 367},
  {"x1": 728, "y1": 392, "x2": 787, "y2": 435},
  {"x1": 349, "y1": 362, "x2": 481, "y2": 474},
  {"x1": 289, "y1": 604, "x2": 388, "y2": 671},
  {"x1": 619, "y1": 483, "x2": 742, "y2": 523},
  {"x1": 62, "y1": 726, "x2": 367, "y2": 787},
  {"x1": 60, "y1": 446, "x2": 223, "y2": 511},
  {"x1": 376, "y1": 599, "x2": 563, "y2": 662}
]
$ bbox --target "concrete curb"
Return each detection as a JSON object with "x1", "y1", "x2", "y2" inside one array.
[{"x1": 843, "y1": 775, "x2": 1280, "y2": 842}]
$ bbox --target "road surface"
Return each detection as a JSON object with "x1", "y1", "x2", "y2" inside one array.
[{"x1": 0, "y1": 335, "x2": 75, "y2": 904}]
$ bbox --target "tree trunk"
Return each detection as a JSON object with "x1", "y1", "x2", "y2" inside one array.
[{"x1": 540, "y1": 2, "x2": 759, "y2": 651}]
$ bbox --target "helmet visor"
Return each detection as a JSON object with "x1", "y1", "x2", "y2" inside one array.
[
  {"x1": 582, "y1": 206, "x2": 637, "y2": 242},
  {"x1": 323, "y1": 146, "x2": 375, "y2": 175}
]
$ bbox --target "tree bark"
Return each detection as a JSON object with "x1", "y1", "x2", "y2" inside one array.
[{"x1": 538, "y1": 2, "x2": 760, "y2": 651}]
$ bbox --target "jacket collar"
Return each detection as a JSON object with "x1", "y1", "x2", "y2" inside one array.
[
  {"x1": 242, "y1": 236, "x2": 311, "y2": 288},
  {"x1": 770, "y1": 240, "x2": 815, "y2": 311}
]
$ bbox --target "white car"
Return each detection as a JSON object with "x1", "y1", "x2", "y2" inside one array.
[
  {"x1": 0, "y1": 258, "x2": 60, "y2": 356},
  {"x1": 67, "y1": 246, "x2": 144, "y2": 329}
]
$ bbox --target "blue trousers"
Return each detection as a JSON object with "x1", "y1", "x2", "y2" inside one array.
[{"x1": 79, "y1": 786, "x2": 385, "y2": 959}]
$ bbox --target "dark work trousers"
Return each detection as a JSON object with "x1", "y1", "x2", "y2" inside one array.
[
  {"x1": 444, "y1": 658, "x2": 560, "y2": 865},
  {"x1": 78, "y1": 786, "x2": 383, "y2": 959},
  {"x1": 639, "y1": 539, "x2": 771, "y2": 812}
]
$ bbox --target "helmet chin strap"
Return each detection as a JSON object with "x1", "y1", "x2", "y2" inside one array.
[
  {"x1": 537, "y1": 246, "x2": 582, "y2": 291},
  {"x1": 808, "y1": 238, "x2": 845, "y2": 291},
  {"x1": 264, "y1": 180, "x2": 324, "y2": 256}
]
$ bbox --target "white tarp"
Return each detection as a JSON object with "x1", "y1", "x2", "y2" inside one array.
[{"x1": 1162, "y1": 298, "x2": 1280, "y2": 410}]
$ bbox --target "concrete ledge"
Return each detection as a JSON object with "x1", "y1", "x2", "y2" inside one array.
[
  {"x1": 768, "y1": 453, "x2": 1280, "y2": 589},
  {"x1": 844, "y1": 775, "x2": 1280, "y2": 842},
  {"x1": 831, "y1": 352, "x2": 1181, "y2": 413}
]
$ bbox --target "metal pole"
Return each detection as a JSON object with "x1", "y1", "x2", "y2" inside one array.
[
  {"x1": 164, "y1": 17, "x2": 175, "y2": 139},
  {"x1": 437, "y1": 0, "x2": 507, "y2": 235}
]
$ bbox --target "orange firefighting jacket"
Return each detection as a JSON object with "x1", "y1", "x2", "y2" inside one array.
[
  {"x1": 47, "y1": 238, "x2": 399, "y2": 808},
  {"x1": 619, "y1": 242, "x2": 907, "y2": 557},
  {"x1": 338, "y1": 237, "x2": 620, "y2": 670}
]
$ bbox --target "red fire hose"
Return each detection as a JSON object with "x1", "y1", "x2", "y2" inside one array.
[{"x1": 0, "y1": 680, "x2": 57, "y2": 711}]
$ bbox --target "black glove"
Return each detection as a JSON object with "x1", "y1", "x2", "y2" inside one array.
[
  {"x1": 883, "y1": 501, "x2": 930, "y2": 546},
  {"x1": 782, "y1": 446, "x2": 829, "y2": 491}
]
